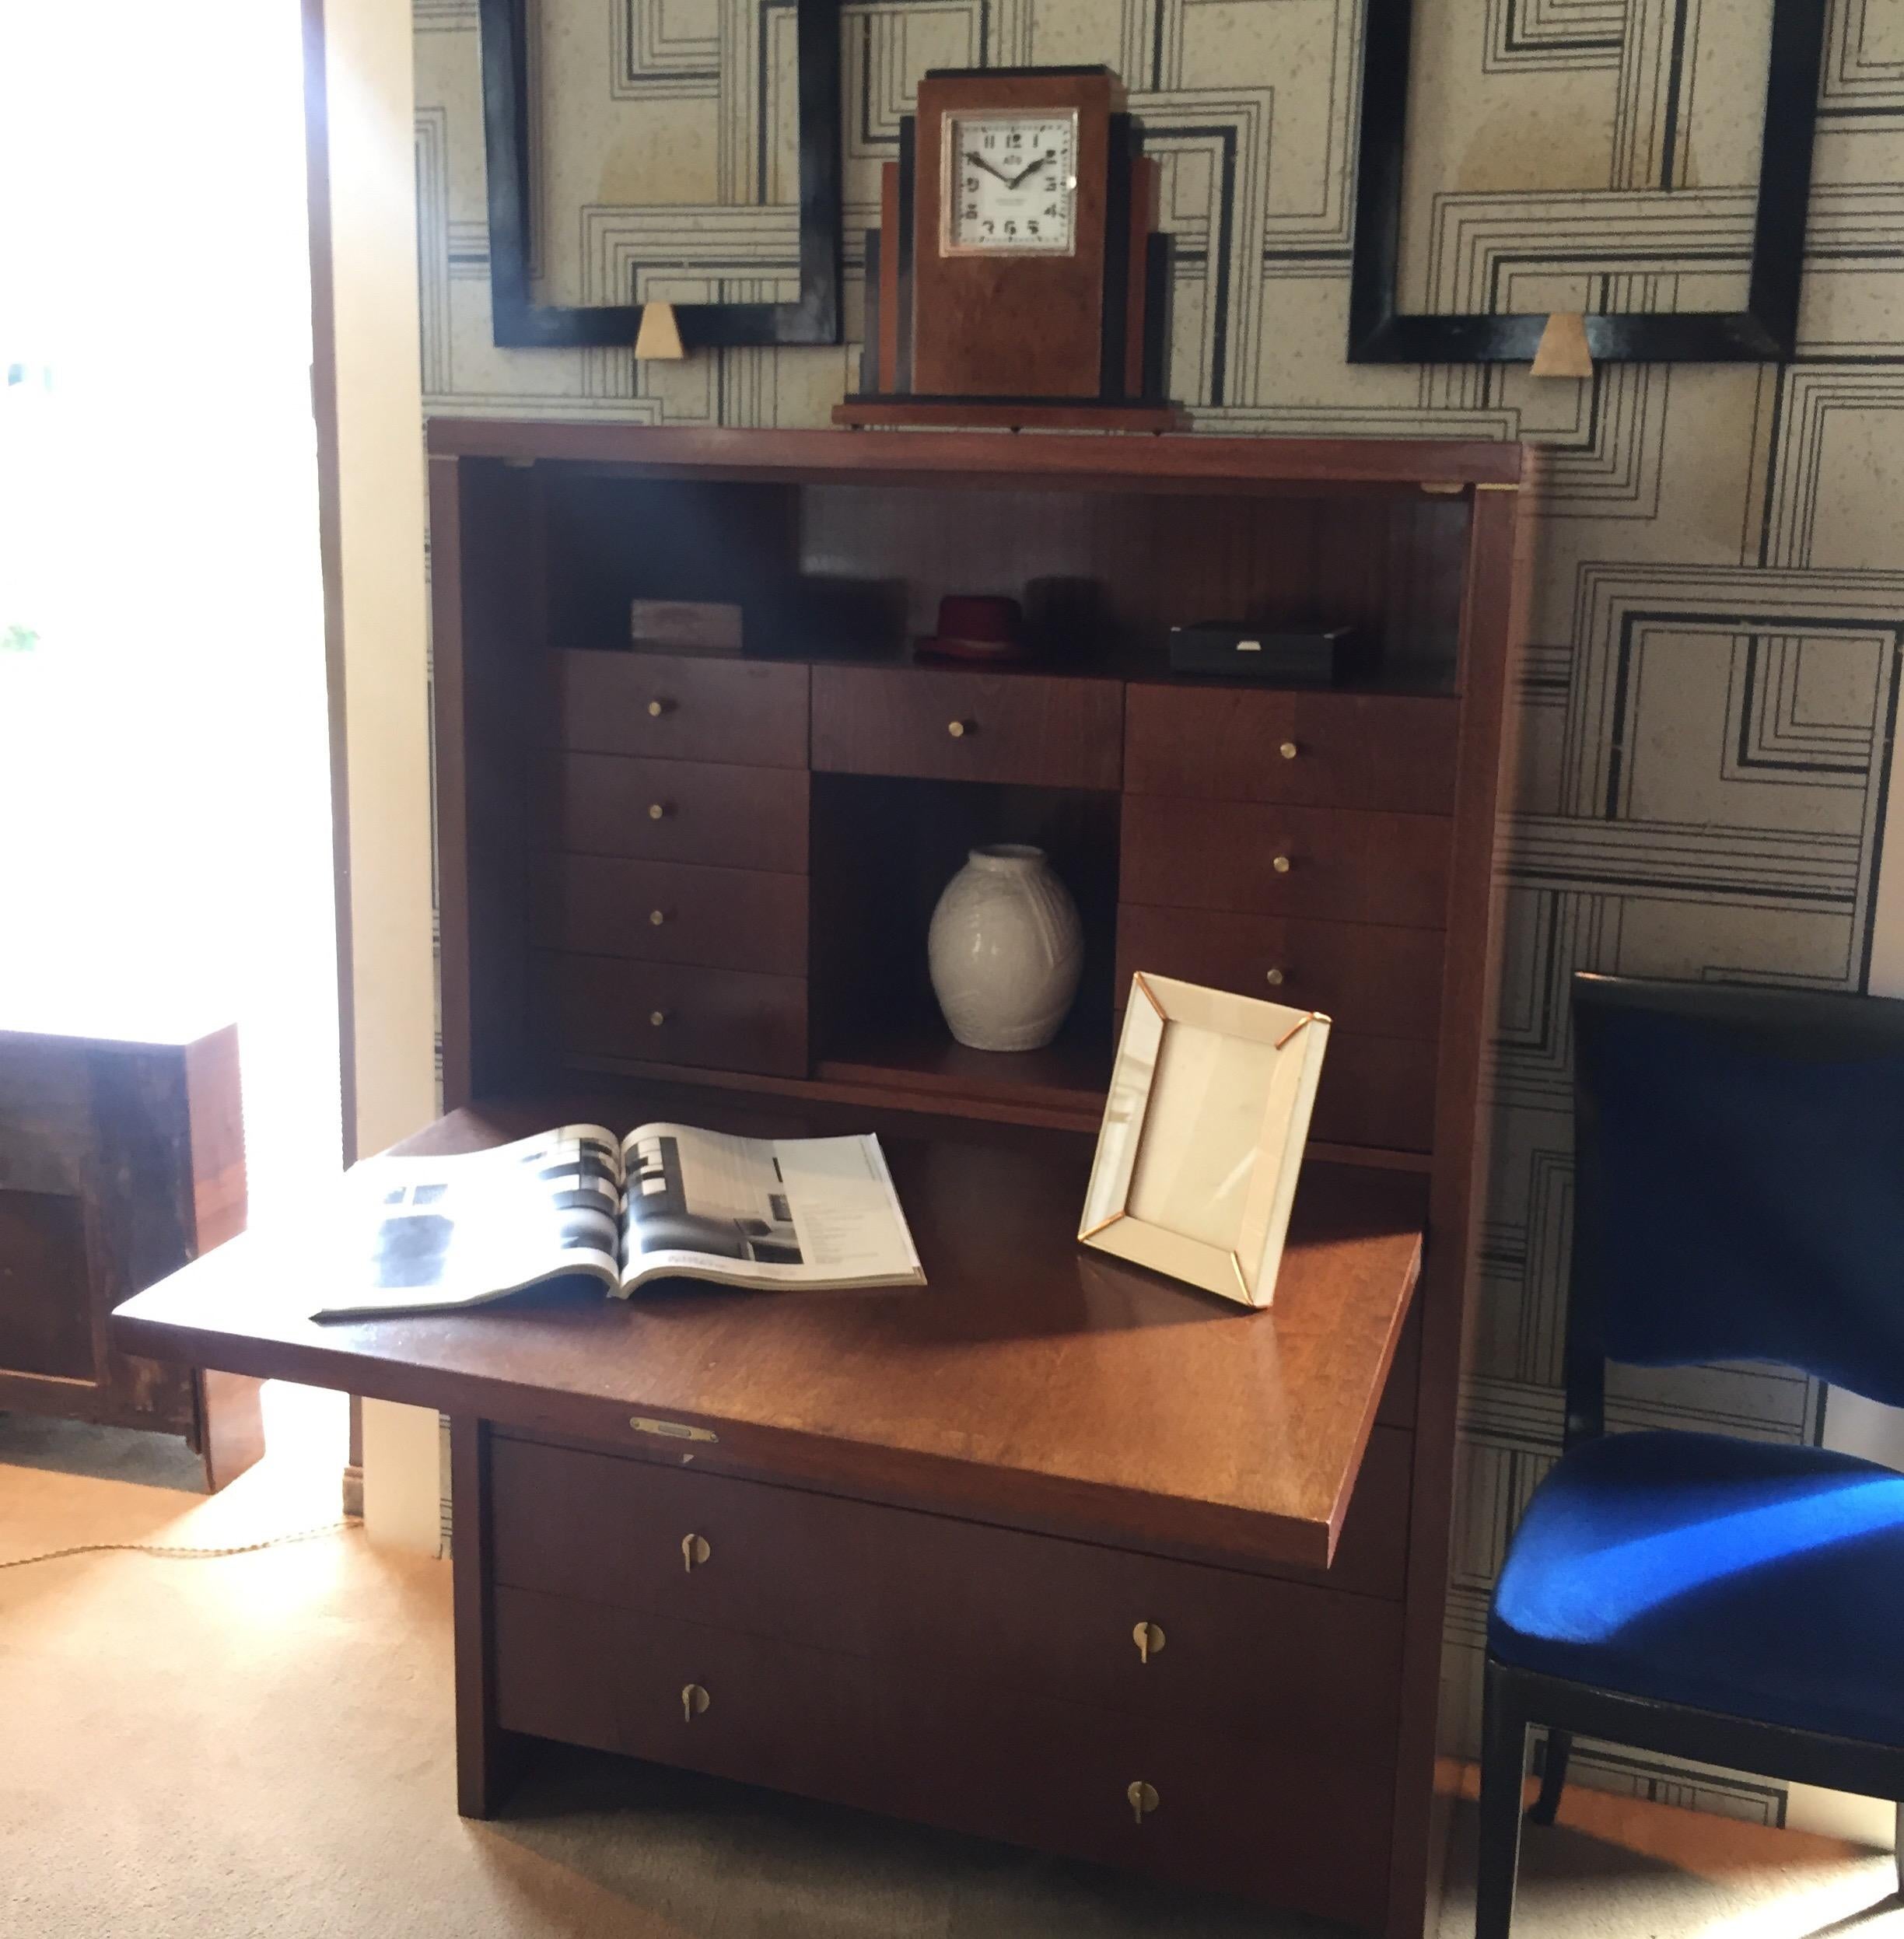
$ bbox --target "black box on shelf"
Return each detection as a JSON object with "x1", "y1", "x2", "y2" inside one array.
[{"x1": 1167, "y1": 622, "x2": 1360, "y2": 684}]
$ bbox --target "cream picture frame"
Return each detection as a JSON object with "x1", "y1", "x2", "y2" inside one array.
[{"x1": 1078, "y1": 975, "x2": 1332, "y2": 1308}]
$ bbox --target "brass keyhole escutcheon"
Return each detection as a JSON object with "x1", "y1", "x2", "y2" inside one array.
[
  {"x1": 681, "y1": 1532, "x2": 710, "y2": 1573},
  {"x1": 1127, "y1": 1780, "x2": 1159, "y2": 1825},
  {"x1": 1132, "y1": 1621, "x2": 1166, "y2": 1664},
  {"x1": 1272, "y1": 854, "x2": 1293, "y2": 875},
  {"x1": 1279, "y1": 740, "x2": 1299, "y2": 761},
  {"x1": 681, "y1": 1683, "x2": 710, "y2": 1722}
]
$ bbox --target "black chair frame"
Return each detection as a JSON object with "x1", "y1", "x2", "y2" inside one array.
[{"x1": 1476, "y1": 975, "x2": 1904, "y2": 1937}]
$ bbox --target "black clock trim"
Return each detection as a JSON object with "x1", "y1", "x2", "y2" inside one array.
[
  {"x1": 479, "y1": 0, "x2": 844, "y2": 350},
  {"x1": 1347, "y1": 0, "x2": 1826, "y2": 365}
]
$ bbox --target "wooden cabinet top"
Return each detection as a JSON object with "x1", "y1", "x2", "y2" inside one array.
[
  {"x1": 110, "y1": 1087, "x2": 1422, "y2": 1574},
  {"x1": 426, "y1": 417, "x2": 1524, "y2": 492}
]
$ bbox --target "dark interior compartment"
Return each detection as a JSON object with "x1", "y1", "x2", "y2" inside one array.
[{"x1": 809, "y1": 775, "x2": 1121, "y2": 1111}]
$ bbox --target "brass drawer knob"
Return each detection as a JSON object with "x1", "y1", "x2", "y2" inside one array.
[
  {"x1": 681, "y1": 1683, "x2": 710, "y2": 1722},
  {"x1": 649, "y1": 1010, "x2": 668, "y2": 1028},
  {"x1": 649, "y1": 908, "x2": 669, "y2": 927},
  {"x1": 1265, "y1": 968, "x2": 1286, "y2": 988},
  {"x1": 647, "y1": 698, "x2": 672, "y2": 718},
  {"x1": 681, "y1": 1532, "x2": 710, "y2": 1573},
  {"x1": 1127, "y1": 1780, "x2": 1159, "y2": 1825},
  {"x1": 1279, "y1": 740, "x2": 1300, "y2": 761},
  {"x1": 1132, "y1": 1620, "x2": 1166, "y2": 1664},
  {"x1": 647, "y1": 801, "x2": 670, "y2": 821},
  {"x1": 1272, "y1": 854, "x2": 1293, "y2": 875},
  {"x1": 947, "y1": 719, "x2": 971, "y2": 739}
]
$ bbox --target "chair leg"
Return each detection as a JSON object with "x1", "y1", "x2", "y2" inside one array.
[
  {"x1": 1526, "y1": 1728, "x2": 1572, "y2": 1827},
  {"x1": 1475, "y1": 1661, "x2": 1531, "y2": 1939}
]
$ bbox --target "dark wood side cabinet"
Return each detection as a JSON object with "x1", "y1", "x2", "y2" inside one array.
[
  {"x1": 113, "y1": 422, "x2": 1525, "y2": 1935},
  {"x1": 2, "y1": 1020, "x2": 261, "y2": 1490}
]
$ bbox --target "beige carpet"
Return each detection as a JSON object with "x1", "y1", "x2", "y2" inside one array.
[{"x1": 2, "y1": 1393, "x2": 1899, "y2": 1939}]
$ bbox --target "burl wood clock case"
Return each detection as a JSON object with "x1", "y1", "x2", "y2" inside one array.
[{"x1": 114, "y1": 419, "x2": 1528, "y2": 1937}]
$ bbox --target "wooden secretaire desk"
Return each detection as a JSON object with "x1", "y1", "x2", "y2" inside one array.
[{"x1": 116, "y1": 422, "x2": 1521, "y2": 1934}]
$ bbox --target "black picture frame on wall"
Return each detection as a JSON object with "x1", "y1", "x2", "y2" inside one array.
[
  {"x1": 478, "y1": 0, "x2": 843, "y2": 350},
  {"x1": 1347, "y1": 0, "x2": 1827, "y2": 364}
]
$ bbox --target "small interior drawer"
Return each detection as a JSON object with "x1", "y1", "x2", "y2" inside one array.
[
  {"x1": 543, "y1": 951, "x2": 807, "y2": 1077},
  {"x1": 1125, "y1": 684, "x2": 1460, "y2": 814},
  {"x1": 1122, "y1": 796, "x2": 1451, "y2": 929},
  {"x1": 1116, "y1": 904, "x2": 1444, "y2": 1039},
  {"x1": 538, "y1": 855, "x2": 808, "y2": 978},
  {"x1": 1311, "y1": 1034, "x2": 1439, "y2": 1153},
  {"x1": 811, "y1": 665, "x2": 1122, "y2": 791},
  {"x1": 556, "y1": 754, "x2": 810, "y2": 874},
  {"x1": 553, "y1": 649, "x2": 810, "y2": 769}
]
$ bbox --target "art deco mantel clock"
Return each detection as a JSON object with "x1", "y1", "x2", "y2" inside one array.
[{"x1": 835, "y1": 67, "x2": 1181, "y2": 431}]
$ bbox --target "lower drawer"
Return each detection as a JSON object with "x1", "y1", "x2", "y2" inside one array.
[
  {"x1": 495, "y1": 1587, "x2": 1394, "y2": 1931},
  {"x1": 543, "y1": 950, "x2": 807, "y2": 1077},
  {"x1": 491, "y1": 1426, "x2": 1410, "y2": 1741}
]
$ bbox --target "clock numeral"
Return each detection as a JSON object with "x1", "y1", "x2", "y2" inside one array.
[
  {"x1": 1044, "y1": 204, "x2": 1058, "y2": 217},
  {"x1": 1008, "y1": 130, "x2": 1023, "y2": 146},
  {"x1": 965, "y1": 174, "x2": 978, "y2": 192},
  {"x1": 982, "y1": 219, "x2": 994, "y2": 234},
  {"x1": 983, "y1": 134, "x2": 996, "y2": 149},
  {"x1": 1028, "y1": 221, "x2": 1040, "y2": 236},
  {"x1": 1004, "y1": 220, "x2": 1017, "y2": 236},
  {"x1": 964, "y1": 203, "x2": 978, "y2": 220}
]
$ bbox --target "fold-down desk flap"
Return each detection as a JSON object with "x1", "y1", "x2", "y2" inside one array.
[{"x1": 112, "y1": 1103, "x2": 1423, "y2": 1575}]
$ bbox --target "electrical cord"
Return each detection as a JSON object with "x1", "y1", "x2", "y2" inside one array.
[{"x1": 0, "y1": 1518, "x2": 361, "y2": 1571}]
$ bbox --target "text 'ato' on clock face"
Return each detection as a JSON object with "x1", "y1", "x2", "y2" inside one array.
[{"x1": 944, "y1": 113, "x2": 1079, "y2": 254}]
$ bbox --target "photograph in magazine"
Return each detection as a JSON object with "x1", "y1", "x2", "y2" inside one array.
[
  {"x1": 619, "y1": 1126, "x2": 925, "y2": 1293},
  {"x1": 339, "y1": 1125, "x2": 626, "y2": 1315}
]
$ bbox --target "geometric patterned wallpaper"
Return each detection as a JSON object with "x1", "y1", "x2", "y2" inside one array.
[{"x1": 414, "y1": 0, "x2": 1904, "y2": 1824}]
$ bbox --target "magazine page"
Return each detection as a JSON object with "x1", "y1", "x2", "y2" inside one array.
[
  {"x1": 310, "y1": 1125, "x2": 624, "y2": 1320},
  {"x1": 619, "y1": 1125, "x2": 925, "y2": 1294}
]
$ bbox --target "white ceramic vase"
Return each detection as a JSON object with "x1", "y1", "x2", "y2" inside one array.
[{"x1": 928, "y1": 845, "x2": 1083, "y2": 1052}]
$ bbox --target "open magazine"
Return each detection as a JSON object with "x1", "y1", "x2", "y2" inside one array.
[{"x1": 312, "y1": 1122, "x2": 925, "y2": 1320}]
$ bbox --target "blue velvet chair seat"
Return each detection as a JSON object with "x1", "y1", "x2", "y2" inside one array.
[{"x1": 1490, "y1": 1429, "x2": 1904, "y2": 1747}]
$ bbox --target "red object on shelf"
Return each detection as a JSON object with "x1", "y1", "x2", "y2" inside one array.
[{"x1": 915, "y1": 593, "x2": 1027, "y2": 663}]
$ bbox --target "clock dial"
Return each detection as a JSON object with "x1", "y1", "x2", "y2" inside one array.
[{"x1": 943, "y1": 112, "x2": 1079, "y2": 255}]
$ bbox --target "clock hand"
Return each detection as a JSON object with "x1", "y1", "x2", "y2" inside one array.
[
  {"x1": 1005, "y1": 156, "x2": 1048, "y2": 190},
  {"x1": 964, "y1": 150, "x2": 1013, "y2": 184}
]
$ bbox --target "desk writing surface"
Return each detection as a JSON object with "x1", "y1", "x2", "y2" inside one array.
[{"x1": 110, "y1": 1091, "x2": 1424, "y2": 1571}]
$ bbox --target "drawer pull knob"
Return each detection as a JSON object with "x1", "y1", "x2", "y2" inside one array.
[
  {"x1": 1127, "y1": 1780, "x2": 1159, "y2": 1825},
  {"x1": 649, "y1": 908, "x2": 669, "y2": 927},
  {"x1": 681, "y1": 1532, "x2": 711, "y2": 1573},
  {"x1": 947, "y1": 719, "x2": 972, "y2": 739},
  {"x1": 1132, "y1": 1620, "x2": 1166, "y2": 1664},
  {"x1": 647, "y1": 802, "x2": 670, "y2": 822},
  {"x1": 647, "y1": 698, "x2": 672, "y2": 719},
  {"x1": 681, "y1": 1683, "x2": 710, "y2": 1723},
  {"x1": 1279, "y1": 740, "x2": 1300, "y2": 761},
  {"x1": 1265, "y1": 968, "x2": 1286, "y2": 989},
  {"x1": 649, "y1": 1010, "x2": 668, "y2": 1029},
  {"x1": 1272, "y1": 854, "x2": 1293, "y2": 875}
]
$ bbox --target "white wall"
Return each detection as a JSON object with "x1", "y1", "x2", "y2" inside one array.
[{"x1": 317, "y1": 0, "x2": 443, "y2": 1558}]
